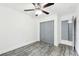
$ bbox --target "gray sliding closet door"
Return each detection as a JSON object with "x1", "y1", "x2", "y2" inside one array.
[
  {"x1": 61, "y1": 20, "x2": 73, "y2": 41},
  {"x1": 40, "y1": 21, "x2": 54, "y2": 44},
  {"x1": 68, "y1": 23, "x2": 73, "y2": 41},
  {"x1": 61, "y1": 21, "x2": 68, "y2": 40}
]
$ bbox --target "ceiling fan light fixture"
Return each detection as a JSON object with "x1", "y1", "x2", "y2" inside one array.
[
  {"x1": 35, "y1": 9, "x2": 42, "y2": 16},
  {"x1": 24, "y1": 3, "x2": 54, "y2": 16}
]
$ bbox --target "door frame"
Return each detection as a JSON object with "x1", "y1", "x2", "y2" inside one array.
[
  {"x1": 39, "y1": 17, "x2": 59, "y2": 46},
  {"x1": 60, "y1": 16, "x2": 74, "y2": 47}
]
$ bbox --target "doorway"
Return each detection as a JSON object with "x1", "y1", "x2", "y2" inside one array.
[{"x1": 60, "y1": 19, "x2": 75, "y2": 47}]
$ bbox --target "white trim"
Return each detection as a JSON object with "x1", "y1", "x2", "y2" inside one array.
[
  {"x1": 54, "y1": 16, "x2": 59, "y2": 46},
  {"x1": 60, "y1": 40, "x2": 73, "y2": 46},
  {"x1": 60, "y1": 13, "x2": 75, "y2": 21},
  {"x1": 40, "y1": 19, "x2": 54, "y2": 22}
]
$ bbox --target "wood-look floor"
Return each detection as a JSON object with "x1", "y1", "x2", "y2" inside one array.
[{"x1": 0, "y1": 41, "x2": 77, "y2": 56}]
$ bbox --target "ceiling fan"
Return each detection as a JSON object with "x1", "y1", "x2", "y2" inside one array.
[{"x1": 24, "y1": 3, "x2": 54, "y2": 16}]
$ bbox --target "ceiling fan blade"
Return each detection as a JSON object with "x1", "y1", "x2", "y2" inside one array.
[
  {"x1": 32, "y1": 3, "x2": 36, "y2": 7},
  {"x1": 43, "y1": 3, "x2": 54, "y2": 8},
  {"x1": 24, "y1": 9, "x2": 34, "y2": 11},
  {"x1": 37, "y1": 3, "x2": 41, "y2": 7},
  {"x1": 42, "y1": 10, "x2": 49, "y2": 14}
]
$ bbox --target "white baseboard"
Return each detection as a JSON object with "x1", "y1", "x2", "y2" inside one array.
[
  {"x1": 60, "y1": 40, "x2": 73, "y2": 46},
  {"x1": 0, "y1": 40, "x2": 39, "y2": 55}
]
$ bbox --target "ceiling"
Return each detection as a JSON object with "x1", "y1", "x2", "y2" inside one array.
[{"x1": 0, "y1": 3, "x2": 78, "y2": 18}]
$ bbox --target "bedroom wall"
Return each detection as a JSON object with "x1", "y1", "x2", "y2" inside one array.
[
  {"x1": 75, "y1": 5, "x2": 79, "y2": 55},
  {"x1": 0, "y1": 6, "x2": 39, "y2": 54}
]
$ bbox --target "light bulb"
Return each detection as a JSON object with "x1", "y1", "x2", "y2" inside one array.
[{"x1": 35, "y1": 10, "x2": 42, "y2": 16}]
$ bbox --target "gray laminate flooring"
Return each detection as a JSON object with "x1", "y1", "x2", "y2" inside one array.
[{"x1": 0, "y1": 41, "x2": 77, "y2": 56}]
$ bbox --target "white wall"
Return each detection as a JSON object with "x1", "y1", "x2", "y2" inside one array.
[
  {"x1": 75, "y1": 5, "x2": 79, "y2": 55},
  {"x1": 0, "y1": 6, "x2": 39, "y2": 54}
]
